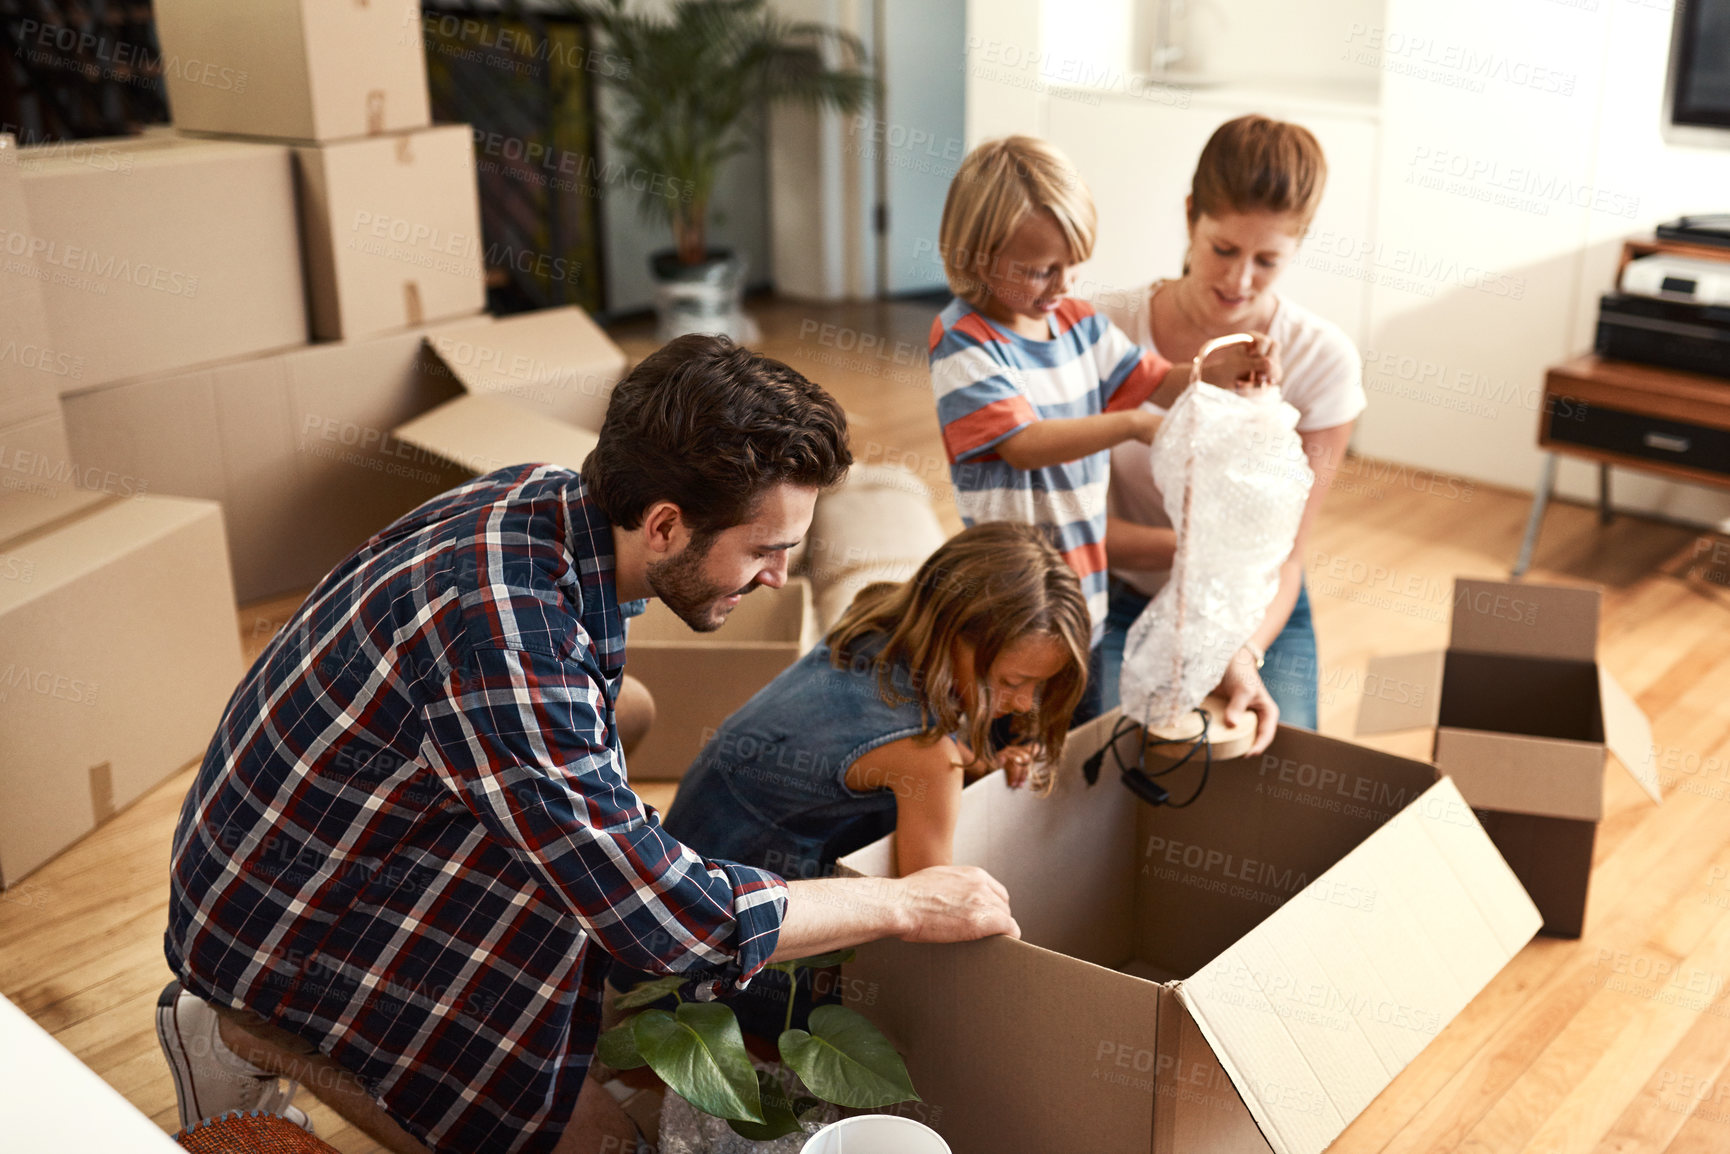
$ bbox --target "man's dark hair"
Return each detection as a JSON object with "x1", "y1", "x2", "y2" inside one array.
[{"x1": 582, "y1": 333, "x2": 853, "y2": 533}]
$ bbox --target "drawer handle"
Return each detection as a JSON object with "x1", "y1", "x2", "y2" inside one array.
[{"x1": 1643, "y1": 431, "x2": 1691, "y2": 453}]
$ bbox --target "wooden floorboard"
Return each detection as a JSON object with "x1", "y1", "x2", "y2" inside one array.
[{"x1": 2, "y1": 297, "x2": 1727, "y2": 1152}]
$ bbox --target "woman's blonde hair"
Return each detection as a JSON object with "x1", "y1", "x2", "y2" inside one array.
[
  {"x1": 1189, "y1": 114, "x2": 1328, "y2": 229},
  {"x1": 939, "y1": 135, "x2": 1096, "y2": 308},
  {"x1": 827, "y1": 521, "x2": 1091, "y2": 791}
]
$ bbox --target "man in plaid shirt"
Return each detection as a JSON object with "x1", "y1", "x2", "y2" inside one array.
[{"x1": 157, "y1": 335, "x2": 1019, "y2": 1154}]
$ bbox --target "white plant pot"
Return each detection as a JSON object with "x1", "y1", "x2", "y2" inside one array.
[
  {"x1": 800, "y1": 1114, "x2": 951, "y2": 1154},
  {"x1": 651, "y1": 250, "x2": 759, "y2": 345}
]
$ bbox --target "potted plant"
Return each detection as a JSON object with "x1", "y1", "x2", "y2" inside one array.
[
  {"x1": 564, "y1": 0, "x2": 874, "y2": 341},
  {"x1": 598, "y1": 950, "x2": 919, "y2": 1149}
]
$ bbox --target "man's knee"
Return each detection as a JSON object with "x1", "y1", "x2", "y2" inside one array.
[{"x1": 616, "y1": 675, "x2": 656, "y2": 756}]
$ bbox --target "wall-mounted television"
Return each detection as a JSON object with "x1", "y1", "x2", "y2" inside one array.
[{"x1": 1665, "y1": 0, "x2": 1730, "y2": 145}]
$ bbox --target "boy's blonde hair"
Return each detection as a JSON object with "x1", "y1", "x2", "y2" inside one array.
[{"x1": 939, "y1": 135, "x2": 1096, "y2": 307}]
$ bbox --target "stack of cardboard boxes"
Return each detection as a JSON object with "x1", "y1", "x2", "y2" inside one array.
[
  {"x1": 1, "y1": 0, "x2": 639, "y2": 884},
  {"x1": 58, "y1": 0, "x2": 489, "y2": 602},
  {"x1": 0, "y1": 135, "x2": 245, "y2": 887}
]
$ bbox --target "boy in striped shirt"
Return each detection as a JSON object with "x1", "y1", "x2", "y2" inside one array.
[{"x1": 931, "y1": 135, "x2": 1270, "y2": 721}]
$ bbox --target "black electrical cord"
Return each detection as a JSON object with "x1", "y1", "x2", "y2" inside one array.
[{"x1": 1082, "y1": 705, "x2": 1213, "y2": 808}]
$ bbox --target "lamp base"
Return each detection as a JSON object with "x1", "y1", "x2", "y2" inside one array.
[{"x1": 1143, "y1": 694, "x2": 1258, "y2": 767}]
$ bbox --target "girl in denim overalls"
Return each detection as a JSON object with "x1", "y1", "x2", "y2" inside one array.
[{"x1": 664, "y1": 521, "x2": 1093, "y2": 881}]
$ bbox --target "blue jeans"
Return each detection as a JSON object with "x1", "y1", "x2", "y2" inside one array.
[{"x1": 1097, "y1": 578, "x2": 1319, "y2": 730}]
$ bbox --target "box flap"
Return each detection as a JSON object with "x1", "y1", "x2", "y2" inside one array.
[
  {"x1": 392, "y1": 394, "x2": 599, "y2": 477},
  {"x1": 1597, "y1": 669, "x2": 1662, "y2": 805},
  {"x1": 1449, "y1": 578, "x2": 1598, "y2": 663},
  {"x1": 842, "y1": 936, "x2": 1162, "y2": 1154},
  {"x1": 1175, "y1": 777, "x2": 1539, "y2": 1154},
  {"x1": 839, "y1": 709, "x2": 1142, "y2": 968},
  {"x1": 1433, "y1": 729, "x2": 1604, "y2": 821},
  {"x1": 423, "y1": 308, "x2": 627, "y2": 428},
  {"x1": 1353, "y1": 651, "x2": 1444, "y2": 735}
]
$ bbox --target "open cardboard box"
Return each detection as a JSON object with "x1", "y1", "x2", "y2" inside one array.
[
  {"x1": 836, "y1": 712, "x2": 1541, "y2": 1154},
  {"x1": 0, "y1": 491, "x2": 244, "y2": 886},
  {"x1": 64, "y1": 305, "x2": 627, "y2": 601},
  {"x1": 1355, "y1": 577, "x2": 1660, "y2": 937},
  {"x1": 63, "y1": 324, "x2": 481, "y2": 602},
  {"x1": 390, "y1": 306, "x2": 630, "y2": 475},
  {"x1": 624, "y1": 579, "x2": 820, "y2": 780}
]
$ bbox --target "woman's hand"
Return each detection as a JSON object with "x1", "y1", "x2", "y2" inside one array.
[
  {"x1": 1213, "y1": 646, "x2": 1279, "y2": 755},
  {"x1": 1200, "y1": 333, "x2": 1282, "y2": 394}
]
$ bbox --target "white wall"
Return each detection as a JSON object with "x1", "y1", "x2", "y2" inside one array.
[
  {"x1": 766, "y1": 0, "x2": 878, "y2": 302},
  {"x1": 1359, "y1": 0, "x2": 1730, "y2": 526},
  {"x1": 1191, "y1": 0, "x2": 1386, "y2": 86}
]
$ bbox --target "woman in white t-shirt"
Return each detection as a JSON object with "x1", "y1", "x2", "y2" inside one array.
[{"x1": 1099, "y1": 114, "x2": 1367, "y2": 729}]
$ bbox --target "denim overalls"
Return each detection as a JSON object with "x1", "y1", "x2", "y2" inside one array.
[{"x1": 662, "y1": 634, "x2": 931, "y2": 881}]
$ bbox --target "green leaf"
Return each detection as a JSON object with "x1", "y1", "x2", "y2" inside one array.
[
  {"x1": 778, "y1": 1004, "x2": 918, "y2": 1108},
  {"x1": 613, "y1": 975, "x2": 686, "y2": 1010},
  {"x1": 596, "y1": 1021, "x2": 646, "y2": 1070},
  {"x1": 725, "y1": 1071, "x2": 804, "y2": 1141},
  {"x1": 634, "y1": 1004, "x2": 764, "y2": 1124}
]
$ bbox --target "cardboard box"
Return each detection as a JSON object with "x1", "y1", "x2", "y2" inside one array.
[
  {"x1": 0, "y1": 492, "x2": 244, "y2": 886},
  {"x1": 422, "y1": 308, "x2": 627, "y2": 426},
  {"x1": 151, "y1": 0, "x2": 430, "y2": 142},
  {"x1": 17, "y1": 134, "x2": 307, "y2": 391},
  {"x1": 391, "y1": 306, "x2": 632, "y2": 476},
  {"x1": 836, "y1": 715, "x2": 1541, "y2": 1154},
  {"x1": 63, "y1": 327, "x2": 476, "y2": 603},
  {"x1": 296, "y1": 126, "x2": 486, "y2": 341},
  {"x1": 0, "y1": 133, "x2": 108, "y2": 546},
  {"x1": 624, "y1": 580, "x2": 820, "y2": 780},
  {"x1": 0, "y1": 133, "x2": 74, "y2": 417},
  {"x1": 1355, "y1": 577, "x2": 1661, "y2": 937},
  {"x1": 0, "y1": 415, "x2": 103, "y2": 546}
]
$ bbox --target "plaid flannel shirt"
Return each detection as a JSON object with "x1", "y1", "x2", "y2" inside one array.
[{"x1": 165, "y1": 466, "x2": 789, "y2": 1154}]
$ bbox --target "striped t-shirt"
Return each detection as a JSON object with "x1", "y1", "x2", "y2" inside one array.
[{"x1": 930, "y1": 297, "x2": 1170, "y2": 640}]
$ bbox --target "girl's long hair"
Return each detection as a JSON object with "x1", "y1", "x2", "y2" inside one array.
[{"x1": 826, "y1": 521, "x2": 1091, "y2": 792}]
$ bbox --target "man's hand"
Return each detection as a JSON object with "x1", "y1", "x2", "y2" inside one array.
[
  {"x1": 1215, "y1": 646, "x2": 1279, "y2": 755},
  {"x1": 1200, "y1": 334, "x2": 1281, "y2": 394},
  {"x1": 770, "y1": 867, "x2": 1019, "y2": 961},
  {"x1": 894, "y1": 865, "x2": 1020, "y2": 944}
]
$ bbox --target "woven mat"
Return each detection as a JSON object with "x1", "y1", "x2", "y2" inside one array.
[{"x1": 174, "y1": 1111, "x2": 341, "y2": 1154}]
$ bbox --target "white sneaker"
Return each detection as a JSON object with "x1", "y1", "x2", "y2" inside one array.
[{"x1": 155, "y1": 981, "x2": 315, "y2": 1134}]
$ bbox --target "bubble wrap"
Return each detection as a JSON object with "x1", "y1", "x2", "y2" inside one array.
[{"x1": 1119, "y1": 383, "x2": 1313, "y2": 729}]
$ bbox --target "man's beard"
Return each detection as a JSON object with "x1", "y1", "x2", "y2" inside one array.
[{"x1": 646, "y1": 533, "x2": 754, "y2": 632}]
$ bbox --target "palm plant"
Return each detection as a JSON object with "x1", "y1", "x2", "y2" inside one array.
[{"x1": 564, "y1": 0, "x2": 875, "y2": 268}]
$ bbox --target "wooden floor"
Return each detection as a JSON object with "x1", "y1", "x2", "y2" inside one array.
[{"x1": 4, "y1": 297, "x2": 1730, "y2": 1152}]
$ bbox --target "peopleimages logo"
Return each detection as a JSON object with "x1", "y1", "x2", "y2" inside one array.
[
  {"x1": 13, "y1": 20, "x2": 248, "y2": 93},
  {"x1": 0, "y1": 226, "x2": 200, "y2": 298},
  {"x1": 0, "y1": 338, "x2": 83, "y2": 380}
]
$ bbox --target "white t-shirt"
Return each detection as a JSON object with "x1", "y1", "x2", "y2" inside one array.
[{"x1": 1103, "y1": 281, "x2": 1367, "y2": 598}]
